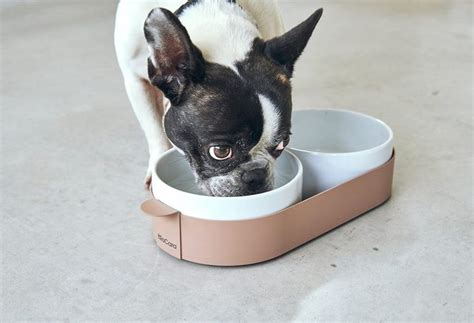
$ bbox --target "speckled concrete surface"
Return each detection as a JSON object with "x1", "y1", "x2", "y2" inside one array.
[{"x1": 1, "y1": 0, "x2": 472, "y2": 321}]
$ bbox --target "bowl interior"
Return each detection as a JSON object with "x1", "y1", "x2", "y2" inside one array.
[
  {"x1": 156, "y1": 150, "x2": 300, "y2": 196},
  {"x1": 291, "y1": 109, "x2": 392, "y2": 153}
]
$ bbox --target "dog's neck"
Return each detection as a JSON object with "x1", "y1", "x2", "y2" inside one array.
[{"x1": 177, "y1": 0, "x2": 260, "y2": 72}]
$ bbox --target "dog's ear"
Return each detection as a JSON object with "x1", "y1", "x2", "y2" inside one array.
[
  {"x1": 264, "y1": 8, "x2": 323, "y2": 77},
  {"x1": 144, "y1": 8, "x2": 205, "y2": 105}
]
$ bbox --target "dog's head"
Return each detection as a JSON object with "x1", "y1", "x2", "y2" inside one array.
[{"x1": 144, "y1": 7, "x2": 322, "y2": 196}]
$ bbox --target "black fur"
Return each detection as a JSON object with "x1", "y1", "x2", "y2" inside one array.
[
  {"x1": 164, "y1": 62, "x2": 263, "y2": 180},
  {"x1": 264, "y1": 8, "x2": 323, "y2": 76},
  {"x1": 236, "y1": 38, "x2": 293, "y2": 152},
  {"x1": 174, "y1": 0, "x2": 200, "y2": 16},
  {"x1": 175, "y1": 0, "x2": 236, "y2": 17}
]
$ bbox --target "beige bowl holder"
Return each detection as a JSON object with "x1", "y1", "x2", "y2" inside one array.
[{"x1": 141, "y1": 151, "x2": 395, "y2": 266}]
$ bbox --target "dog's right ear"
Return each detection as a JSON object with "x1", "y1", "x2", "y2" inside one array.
[
  {"x1": 264, "y1": 8, "x2": 323, "y2": 77},
  {"x1": 144, "y1": 8, "x2": 205, "y2": 105}
]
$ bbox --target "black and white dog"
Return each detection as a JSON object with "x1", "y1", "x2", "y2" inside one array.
[{"x1": 115, "y1": 0, "x2": 322, "y2": 196}]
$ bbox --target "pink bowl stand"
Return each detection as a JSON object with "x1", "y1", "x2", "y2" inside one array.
[{"x1": 141, "y1": 151, "x2": 395, "y2": 266}]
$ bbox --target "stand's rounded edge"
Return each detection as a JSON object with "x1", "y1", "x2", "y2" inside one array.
[{"x1": 141, "y1": 198, "x2": 180, "y2": 217}]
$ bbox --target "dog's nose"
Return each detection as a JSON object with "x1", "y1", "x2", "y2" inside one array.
[
  {"x1": 240, "y1": 159, "x2": 269, "y2": 172},
  {"x1": 241, "y1": 168, "x2": 267, "y2": 188}
]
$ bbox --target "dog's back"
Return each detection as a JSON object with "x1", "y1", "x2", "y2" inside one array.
[{"x1": 115, "y1": 0, "x2": 284, "y2": 80}]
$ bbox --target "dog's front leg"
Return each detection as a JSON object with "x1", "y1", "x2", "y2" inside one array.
[{"x1": 123, "y1": 76, "x2": 171, "y2": 189}]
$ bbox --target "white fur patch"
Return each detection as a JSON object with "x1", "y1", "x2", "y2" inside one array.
[
  {"x1": 178, "y1": 0, "x2": 260, "y2": 72},
  {"x1": 250, "y1": 94, "x2": 280, "y2": 155}
]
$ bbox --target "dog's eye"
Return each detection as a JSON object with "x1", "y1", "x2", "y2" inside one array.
[
  {"x1": 275, "y1": 136, "x2": 290, "y2": 151},
  {"x1": 209, "y1": 146, "x2": 233, "y2": 160},
  {"x1": 271, "y1": 136, "x2": 290, "y2": 158}
]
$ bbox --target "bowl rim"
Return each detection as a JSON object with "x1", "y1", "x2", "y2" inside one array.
[
  {"x1": 153, "y1": 148, "x2": 303, "y2": 201},
  {"x1": 289, "y1": 108, "x2": 394, "y2": 156}
]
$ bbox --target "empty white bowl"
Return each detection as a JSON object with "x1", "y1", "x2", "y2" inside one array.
[
  {"x1": 151, "y1": 149, "x2": 303, "y2": 221},
  {"x1": 288, "y1": 109, "x2": 393, "y2": 198}
]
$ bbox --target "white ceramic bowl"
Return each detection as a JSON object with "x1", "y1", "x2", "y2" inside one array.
[
  {"x1": 152, "y1": 149, "x2": 303, "y2": 221},
  {"x1": 288, "y1": 109, "x2": 393, "y2": 198}
]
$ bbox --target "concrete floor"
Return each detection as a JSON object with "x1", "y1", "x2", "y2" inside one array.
[{"x1": 1, "y1": 0, "x2": 472, "y2": 321}]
